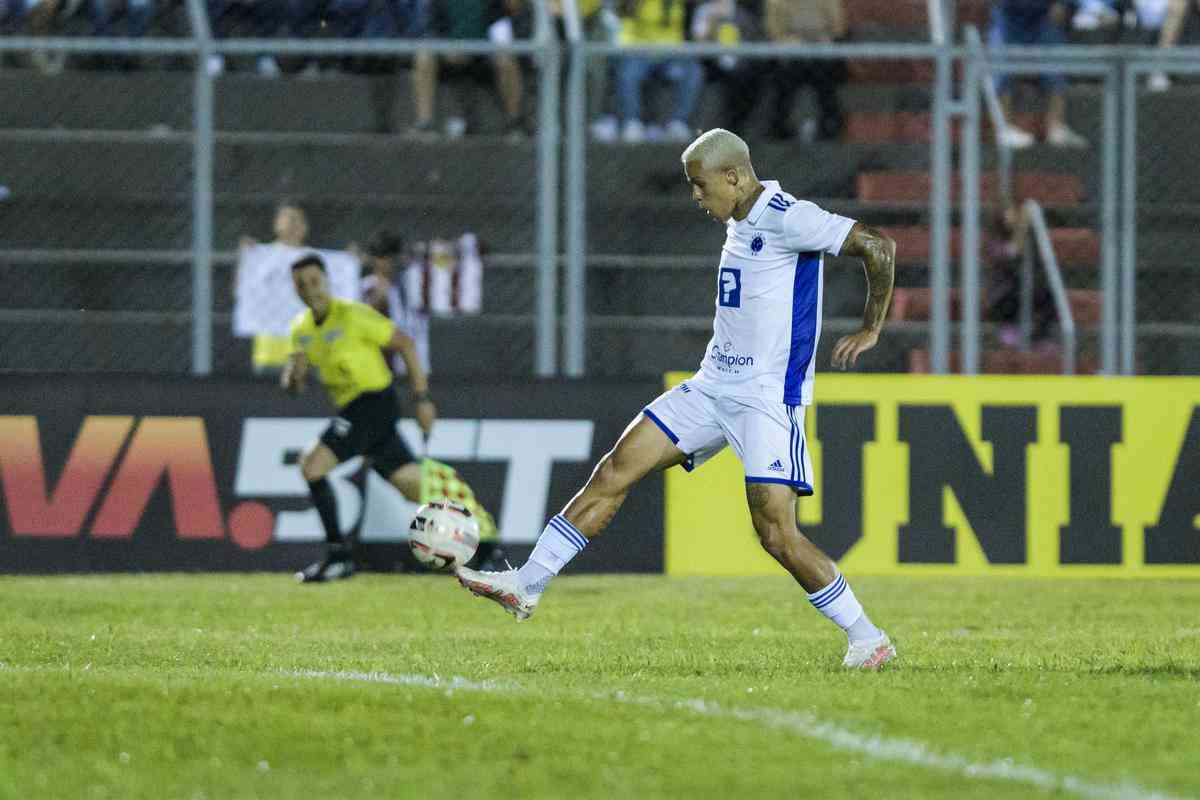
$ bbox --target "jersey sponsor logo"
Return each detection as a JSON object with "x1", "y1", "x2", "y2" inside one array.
[
  {"x1": 718, "y1": 267, "x2": 742, "y2": 308},
  {"x1": 767, "y1": 459, "x2": 785, "y2": 473},
  {"x1": 298, "y1": 335, "x2": 313, "y2": 347},
  {"x1": 709, "y1": 341, "x2": 754, "y2": 373},
  {"x1": 750, "y1": 235, "x2": 765, "y2": 254},
  {"x1": 323, "y1": 329, "x2": 344, "y2": 344}
]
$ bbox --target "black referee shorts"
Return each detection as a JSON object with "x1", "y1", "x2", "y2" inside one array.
[{"x1": 319, "y1": 384, "x2": 416, "y2": 479}]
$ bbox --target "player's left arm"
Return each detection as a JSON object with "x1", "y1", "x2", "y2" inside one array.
[
  {"x1": 386, "y1": 328, "x2": 436, "y2": 435},
  {"x1": 832, "y1": 222, "x2": 896, "y2": 370}
]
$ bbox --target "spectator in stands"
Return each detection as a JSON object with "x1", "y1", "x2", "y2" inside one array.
[
  {"x1": 990, "y1": 1, "x2": 1089, "y2": 149},
  {"x1": 288, "y1": 0, "x2": 378, "y2": 76},
  {"x1": 242, "y1": 202, "x2": 310, "y2": 373},
  {"x1": 359, "y1": 229, "x2": 432, "y2": 380},
  {"x1": 986, "y1": 202, "x2": 1057, "y2": 349},
  {"x1": 205, "y1": 0, "x2": 288, "y2": 77},
  {"x1": 761, "y1": 0, "x2": 847, "y2": 141},
  {"x1": 410, "y1": 0, "x2": 528, "y2": 140},
  {"x1": 1145, "y1": 0, "x2": 1198, "y2": 90},
  {"x1": 24, "y1": 0, "x2": 155, "y2": 71},
  {"x1": 690, "y1": 0, "x2": 767, "y2": 139},
  {"x1": 614, "y1": 0, "x2": 703, "y2": 143}
]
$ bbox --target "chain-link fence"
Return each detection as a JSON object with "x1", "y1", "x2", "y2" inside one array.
[
  {"x1": 0, "y1": 0, "x2": 557, "y2": 379},
  {"x1": 0, "y1": 68, "x2": 197, "y2": 372},
  {"x1": 1126, "y1": 60, "x2": 1200, "y2": 374},
  {"x1": 2, "y1": 0, "x2": 1199, "y2": 378}
]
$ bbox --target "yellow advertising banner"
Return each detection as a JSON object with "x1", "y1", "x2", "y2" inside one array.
[{"x1": 664, "y1": 373, "x2": 1200, "y2": 577}]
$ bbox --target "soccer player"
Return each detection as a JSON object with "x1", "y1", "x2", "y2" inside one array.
[
  {"x1": 456, "y1": 129, "x2": 899, "y2": 669},
  {"x1": 283, "y1": 253, "x2": 435, "y2": 583}
]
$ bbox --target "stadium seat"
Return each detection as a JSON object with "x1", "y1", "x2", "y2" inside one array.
[
  {"x1": 857, "y1": 172, "x2": 1086, "y2": 205},
  {"x1": 892, "y1": 288, "x2": 1103, "y2": 324},
  {"x1": 908, "y1": 348, "x2": 1100, "y2": 375},
  {"x1": 843, "y1": 0, "x2": 988, "y2": 33},
  {"x1": 844, "y1": 112, "x2": 1044, "y2": 144},
  {"x1": 879, "y1": 227, "x2": 1099, "y2": 268}
]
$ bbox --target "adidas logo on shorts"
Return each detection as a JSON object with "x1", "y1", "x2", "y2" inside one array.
[{"x1": 767, "y1": 459, "x2": 785, "y2": 473}]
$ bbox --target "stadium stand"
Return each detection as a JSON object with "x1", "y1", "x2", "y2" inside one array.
[{"x1": 3, "y1": 0, "x2": 1200, "y2": 375}]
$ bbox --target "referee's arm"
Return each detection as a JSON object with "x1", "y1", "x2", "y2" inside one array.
[
  {"x1": 281, "y1": 352, "x2": 308, "y2": 394},
  {"x1": 387, "y1": 328, "x2": 436, "y2": 434}
]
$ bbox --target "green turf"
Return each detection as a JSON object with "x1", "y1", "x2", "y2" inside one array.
[{"x1": 1, "y1": 574, "x2": 1198, "y2": 800}]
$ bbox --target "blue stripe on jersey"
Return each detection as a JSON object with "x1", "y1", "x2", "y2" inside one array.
[
  {"x1": 788, "y1": 407, "x2": 797, "y2": 483},
  {"x1": 783, "y1": 254, "x2": 822, "y2": 404}
]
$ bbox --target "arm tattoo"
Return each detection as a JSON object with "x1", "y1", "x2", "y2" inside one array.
[{"x1": 840, "y1": 223, "x2": 896, "y2": 332}]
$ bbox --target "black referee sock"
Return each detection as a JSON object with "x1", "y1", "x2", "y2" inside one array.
[{"x1": 307, "y1": 478, "x2": 344, "y2": 547}]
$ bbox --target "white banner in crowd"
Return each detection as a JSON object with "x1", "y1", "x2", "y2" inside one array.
[
  {"x1": 233, "y1": 243, "x2": 362, "y2": 337},
  {"x1": 405, "y1": 233, "x2": 483, "y2": 316}
]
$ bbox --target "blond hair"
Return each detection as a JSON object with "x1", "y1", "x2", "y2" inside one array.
[{"x1": 681, "y1": 128, "x2": 752, "y2": 172}]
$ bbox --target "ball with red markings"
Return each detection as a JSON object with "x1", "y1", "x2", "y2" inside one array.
[{"x1": 408, "y1": 501, "x2": 480, "y2": 570}]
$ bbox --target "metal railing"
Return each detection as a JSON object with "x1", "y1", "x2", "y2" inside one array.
[
  {"x1": 957, "y1": 28, "x2": 1121, "y2": 376},
  {"x1": 4, "y1": 8, "x2": 1200, "y2": 377},
  {"x1": 1022, "y1": 199, "x2": 1077, "y2": 375},
  {"x1": 0, "y1": 0, "x2": 561, "y2": 377}
]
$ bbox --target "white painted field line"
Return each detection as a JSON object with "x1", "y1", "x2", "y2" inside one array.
[{"x1": 289, "y1": 669, "x2": 1189, "y2": 800}]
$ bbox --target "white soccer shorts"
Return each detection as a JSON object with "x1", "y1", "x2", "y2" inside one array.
[{"x1": 642, "y1": 380, "x2": 815, "y2": 495}]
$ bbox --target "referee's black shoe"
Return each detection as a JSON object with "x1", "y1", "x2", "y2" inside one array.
[{"x1": 295, "y1": 549, "x2": 355, "y2": 584}]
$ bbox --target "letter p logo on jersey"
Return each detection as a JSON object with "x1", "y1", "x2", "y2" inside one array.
[{"x1": 718, "y1": 268, "x2": 741, "y2": 308}]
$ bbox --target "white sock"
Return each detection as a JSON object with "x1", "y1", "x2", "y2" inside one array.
[
  {"x1": 807, "y1": 571, "x2": 881, "y2": 643},
  {"x1": 516, "y1": 514, "x2": 588, "y2": 596}
]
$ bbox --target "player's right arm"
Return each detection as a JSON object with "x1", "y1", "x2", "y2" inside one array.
[
  {"x1": 280, "y1": 351, "x2": 308, "y2": 394},
  {"x1": 831, "y1": 222, "x2": 896, "y2": 369}
]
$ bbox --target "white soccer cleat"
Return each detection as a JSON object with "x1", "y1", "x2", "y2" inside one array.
[
  {"x1": 997, "y1": 124, "x2": 1035, "y2": 150},
  {"x1": 1047, "y1": 124, "x2": 1089, "y2": 149},
  {"x1": 843, "y1": 632, "x2": 897, "y2": 670},
  {"x1": 1147, "y1": 71, "x2": 1171, "y2": 93},
  {"x1": 455, "y1": 566, "x2": 539, "y2": 622}
]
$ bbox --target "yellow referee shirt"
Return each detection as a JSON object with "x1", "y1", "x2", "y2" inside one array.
[{"x1": 289, "y1": 298, "x2": 396, "y2": 409}]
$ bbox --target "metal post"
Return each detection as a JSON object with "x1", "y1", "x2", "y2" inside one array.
[
  {"x1": 930, "y1": 45, "x2": 953, "y2": 373},
  {"x1": 1119, "y1": 62, "x2": 1137, "y2": 375},
  {"x1": 534, "y1": 5, "x2": 560, "y2": 377},
  {"x1": 961, "y1": 54, "x2": 981, "y2": 374},
  {"x1": 1020, "y1": 236, "x2": 1034, "y2": 350},
  {"x1": 564, "y1": 9, "x2": 587, "y2": 377},
  {"x1": 186, "y1": 0, "x2": 213, "y2": 376},
  {"x1": 1099, "y1": 64, "x2": 1120, "y2": 375}
]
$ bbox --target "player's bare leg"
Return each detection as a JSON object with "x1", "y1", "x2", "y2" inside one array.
[
  {"x1": 456, "y1": 415, "x2": 686, "y2": 619},
  {"x1": 746, "y1": 482, "x2": 896, "y2": 670},
  {"x1": 295, "y1": 443, "x2": 354, "y2": 583}
]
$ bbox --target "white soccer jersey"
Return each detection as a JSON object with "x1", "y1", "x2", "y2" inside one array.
[{"x1": 688, "y1": 180, "x2": 856, "y2": 406}]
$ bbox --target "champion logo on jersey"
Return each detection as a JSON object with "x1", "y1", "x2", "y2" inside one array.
[
  {"x1": 767, "y1": 459, "x2": 785, "y2": 473},
  {"x1": 750, "y1": 235, "x2": 765, "y2": 254}
]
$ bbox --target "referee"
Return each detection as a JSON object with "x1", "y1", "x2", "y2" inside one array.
[{"x1": 282, "y1": 253, "x2": 435, "y2": 582}]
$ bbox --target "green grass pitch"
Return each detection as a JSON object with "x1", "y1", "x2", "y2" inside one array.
[{"x1": 1, "y1": 573, "x2": 1198, "y2": 799}]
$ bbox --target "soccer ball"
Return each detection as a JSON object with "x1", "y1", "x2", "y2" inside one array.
[{"x1": 408, "y1": 501, "x2": 480, "y2": 570}]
